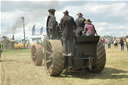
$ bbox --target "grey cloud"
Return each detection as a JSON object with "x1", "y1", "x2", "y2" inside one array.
[
  {"x1": 95, "y1": 22, "x2": 128, "y2": 37},
  {"x1": 1, "y1": 1, "x2": 60, "y2": 35},
  {"x1": 1, "y1": 1, "x2": 59, "y2": 12},
  {"x1": 1, "y1": 1, "x2": 128, "y2": 39},
  {"x1": 56, "y1": 1, "x2": 128, "y2": 25}
]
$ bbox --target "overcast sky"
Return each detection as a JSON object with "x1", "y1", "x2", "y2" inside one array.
[{"x1": 1, "y1": 0, "x2": 128, "y2": 40}]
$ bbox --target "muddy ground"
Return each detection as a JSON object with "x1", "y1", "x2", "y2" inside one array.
[{"x1": 0, "y1": 47, "x2": 128, "y2": 85}]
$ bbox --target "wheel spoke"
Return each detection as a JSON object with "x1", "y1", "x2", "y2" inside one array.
[
  {"x1": 44, "y1": 40, "x2": 64, "y2": 76},
  {"x1": 46, "y1": 50, "x2": 52, "y2": 55},
  {"x1": 46, "y1": 59, "x2": 52, "y2": 70},
  {"x1": 46, "y1": 59, "x2": 52, "y2": 64},
  {"x1": 47, "y1": 42, "x2": 52, "y2": 49},
  {"x1": 48, "y1": 65, "x2": 53, "y2": 74}
]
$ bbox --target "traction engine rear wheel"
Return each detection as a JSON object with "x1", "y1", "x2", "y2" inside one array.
[
  {"x1": 89, "y1": 40, "x2": 106, "y2": 73},
  {"x1": 44, "y1": 40, "x2": 64, "y2": 76}
]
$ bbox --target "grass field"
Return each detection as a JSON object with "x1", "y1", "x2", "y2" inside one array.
[{"x1": 0, "y1": 45, "x2": 128, "y2": 85}]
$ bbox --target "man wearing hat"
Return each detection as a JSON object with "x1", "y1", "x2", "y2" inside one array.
[
  {"x1": 60, "y1": 10, "x2": 76, "y2": 67},
  {"x1": 46, "y1": 9, "x2": 57, "y2": 39},
  {"x1": 75, "y1": 12, "x2": 86, "y2": 37}
]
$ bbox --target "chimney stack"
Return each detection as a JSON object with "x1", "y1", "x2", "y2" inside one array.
[{"x1": 12, "y1": 34, "x2": 15, "y2": 40}]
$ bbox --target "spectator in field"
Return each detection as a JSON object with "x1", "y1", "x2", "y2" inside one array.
[
  {"x1": 27, "y1": 40, "x2": 31, "y2": 49},
  {"x1": 107, "y1": 39, "x2": 111, "y2": 48},
  {"x1": 0, "y1": 42, "x2": 3, "y2": 61},
  {"x1": 83, "y1": 19, "x2": 98, "y2": 36},
  {"x1": 113, "y1": 38, "x2": 118, "y2": 49},
  {"x1": 120, "y1": 38, "x2": 124, "y2": 51},
  {"x1": 101, "y1": 38, "x2": 106, "y2": 46},
  {"x1": 126, "y1": 36, "x2": 128, "y2": 52}
]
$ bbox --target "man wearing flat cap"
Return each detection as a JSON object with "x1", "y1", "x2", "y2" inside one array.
[
  {"x1": 75, "y1": 12, "x2": 86, "y2": 37},
  {"x1": 46, "y1": 9, "x2": 57, "y2": 39},
  {"x1": 60, "y1": 10, "x2": 76, "y2": 67}
]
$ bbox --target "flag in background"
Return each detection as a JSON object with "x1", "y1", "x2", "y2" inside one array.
[
  {"x1": 40, "y1": 26, "x2": 43, "y2": 35},
  {"x1": 32, "y1": 25, "x2": 35, "y2": 35}
]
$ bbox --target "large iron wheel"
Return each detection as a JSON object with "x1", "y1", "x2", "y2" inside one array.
[
  {"x1": 44, "y1": 40, "x2": 64, "y2": 76},
  {"x1": 31, "y1": 44, "x2": 44, "y2": 66},
  {"x1": 89, "y1": 40, "x2": 106, "y2": 73}
]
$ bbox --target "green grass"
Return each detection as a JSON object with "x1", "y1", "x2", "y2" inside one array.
[
  {"x1": 1, "y1": 45, "x2": 128, "y2": 85},
  {"x1": 2, "y1": 49, "x2": 31, "y2": 55},
  {"x1": 3, "y1": 49, "x2": 30, "y2": 53}
]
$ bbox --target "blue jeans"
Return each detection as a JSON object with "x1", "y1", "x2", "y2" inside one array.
[
  {"x1": 108, "y1": 44, "x2": 111, "y2": 48},
  {"x1": 121, "y1": 45, "x2": 124, "y2": 51}
]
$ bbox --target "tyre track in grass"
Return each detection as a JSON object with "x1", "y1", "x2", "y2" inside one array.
[{"x1": 0, "y1": 49, "x2": 128, "y2": 85}]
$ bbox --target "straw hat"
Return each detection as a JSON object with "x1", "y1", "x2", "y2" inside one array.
[{"x1": 85, "y1": 19, "x2": 92, "y2": 23}]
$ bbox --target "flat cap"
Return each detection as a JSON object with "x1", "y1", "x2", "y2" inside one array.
[{"x1": 48, "y1": 9, "x2": 56, "y2": 12}]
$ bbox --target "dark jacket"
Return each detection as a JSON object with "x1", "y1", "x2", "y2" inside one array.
[
  {"x1": 76, "y1": 17, "x2": 85, "y2": 29},
  {"x1": 60, "y1": 15, "x2": 76, "y2": 37},
  {"x1": 75, "y1": 17, "x2": 85, "y2": 37},
  {"x1": 46, "y1": 14, "x2": 57, "y2": 30},
  {"x1": 120, "y1": 39, "x2": 124, "y2": 46}
]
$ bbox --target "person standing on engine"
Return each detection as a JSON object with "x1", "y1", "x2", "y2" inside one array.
[
  {"x1": 46, "y1": 9, "x2": 57, "y2": 39},
  {"x1": 75, "y1": 12, "x2": 86, "y2": 37},
  {"x1": 60, "y1": 10, "x2": 76, "y2": 67},
  {"x1": 83, "y1": 19, "x2": 98, "y2": 36}
]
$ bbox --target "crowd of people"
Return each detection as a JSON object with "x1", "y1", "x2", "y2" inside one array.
[
  {"x1": 46, "y1": 9, "x2": 98, "y2": 67},
  {"x1": 46, "y1": 9, "x2": 97, "y2": 39},
  {"x1": 46, "y1": 9, "x2": 98, "y2": 59},
  {"x1": 46, "y1": 8, "x2": 128, "y2": 58},
  {"x1": 102, "y1": 36, "x2": 128, "y2": 52}
]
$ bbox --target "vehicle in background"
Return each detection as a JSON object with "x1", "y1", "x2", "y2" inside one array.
[{"x1": 14, "y1": 40, "x2": 25, "y2": 49}]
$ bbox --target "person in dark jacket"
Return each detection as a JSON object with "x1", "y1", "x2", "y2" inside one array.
[
  {"x1": 75, "y1": 12, "x2": 86, "y2": 37},
  {"x1": 60, "y1": 10, "x2": 76, "y2": 67},
  {"x1": 126, "y1": 36, "x2": 128, "y2": 52},
  {"x1": 0, "y1": 42, "x2": 3, "y2": 61},
  {"x1": 46, "y1": 9, "x2": 57, "y2": 39},
  {"x1": 120, "y1": 38, "x2": 124, "y2": 51}
]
